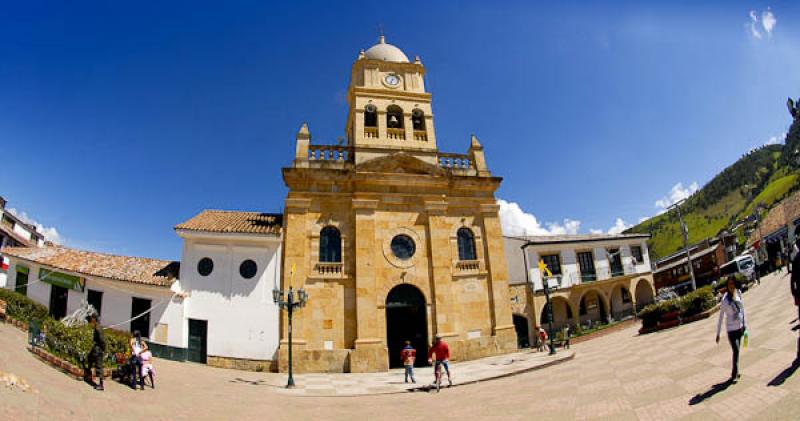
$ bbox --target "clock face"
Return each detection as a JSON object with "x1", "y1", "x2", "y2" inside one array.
[{"x1": 384, "y1": 74, "x2": 400, "y2": 87}]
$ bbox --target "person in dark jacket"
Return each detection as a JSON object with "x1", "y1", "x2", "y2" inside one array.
[
  {"x1": 792, "y1": 242, "x2": 800, "y2": 319},
  {"x1": 792, "y1": 242, "x2": 800, "y2": 359},
  {"x1": 87, "y1": 314, "x2": 106, "y2": 391}
]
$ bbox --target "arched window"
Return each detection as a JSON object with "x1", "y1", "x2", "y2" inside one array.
[
  {"x1": 386, "y1": 105, "x2": 403, "y2": 129},
  {"x1": 319, "y1": 226, "x2": 342, "y2": 263},
  {"x1": 411, "y1": 109, "x2": 425, "y2": 130},
  {"x1": 457, "y1": 228, "x2": 477, "y2": 261},
  {"x1": 364, "y1": 104, "x2": 377, "y2": 128}
]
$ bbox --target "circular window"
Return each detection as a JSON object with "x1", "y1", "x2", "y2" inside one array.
[
  {"x1": 390, "y1": 235, "x2": 416, "y2": 260},
  {"x1": 197, "y1": 257, "x2": 214, "y2": 276},
  {"x1": 239, "y1": 259, "x2": 258, "y2": 279}
]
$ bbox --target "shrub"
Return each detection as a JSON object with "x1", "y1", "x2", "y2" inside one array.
[
  {"x1": 0, "y1": 288, "x2": 48, "y2": 324},
  {"x1": 640, "y1": 286, "x2": 718, "y2": 330},
  {"x1": 639, "y1": 299, "x2": 680, "y2": 328},
  {"x1": 42, "y1": 319, "x2": 132, "y2": 368},
  {"x1": 679, "y1": 286, "x2": 716, "y2": 318},
  {"x1": 0, "y1": 288, "x2": 132, "y2": 368}
]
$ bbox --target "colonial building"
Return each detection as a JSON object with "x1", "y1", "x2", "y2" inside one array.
[
  {"x1": 2, "y1": 246, "x2": 184, "y2": 352},
  {"x1": 0, "y1": 196, "x2": 46, "y2": 288},
  {"x1": 2, "y1": 209, "x2": 283, "y2": 370},
  {"x1": 279, "y1": 36, "x2": 516, "y2": 373},
  {"x1": 652, "y1": 233, "x2": 736, "y2": 292},
  {"x1": 174, "y1": 210, "x2": 283, "y2": 370},
  {"x1": 505, "y1": 234, "x2": 656, "y2": 348}
]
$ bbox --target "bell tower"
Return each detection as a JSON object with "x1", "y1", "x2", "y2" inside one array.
[{"x1": 345, "y1": 36, "x2": 438, "y2": 165}]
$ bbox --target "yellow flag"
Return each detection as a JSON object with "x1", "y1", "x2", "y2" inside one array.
[{"x1": 538, "y1": 259, "x2": 553, "y2": 278}]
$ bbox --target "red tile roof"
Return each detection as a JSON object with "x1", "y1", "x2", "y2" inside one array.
[
  {"x1": 0, "y1": 246, "x2": 178, "y2": 288},
  {"x1": 175, "y1": 210, "x2": 282, "y2": 235}
]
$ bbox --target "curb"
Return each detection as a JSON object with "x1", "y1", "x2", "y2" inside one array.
[{"x1": 287, "y1": 351, "x2": 577, "y2": 398}]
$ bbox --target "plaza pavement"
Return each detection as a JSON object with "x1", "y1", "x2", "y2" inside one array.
[{"x1": 2, "y1": 271, "x2": 799, "y2": 420}]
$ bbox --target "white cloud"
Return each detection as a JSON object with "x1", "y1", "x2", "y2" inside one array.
[
  {"x1": 607, "y1": 218, "x2": 632, "y2": 235},
  {"x1": 654, "y1": 182, "x2": 699, "y2": 213},
  {"x1": 7, "y1": 208, "x2": 62, "y2": 244},
  {"x1": 497, "y1": 199, "x2": 581, "y2": 236},
  {"x1": 748, "y1": 10, "x2": 762, "y2": 39},
  {"x1": 747, "y1": 8, "x2": 777, "y2": 40},
  {"x1": 762, "y1": 8, "x2": 776, "y2": 37},
  {"x1": 589, "y1": 228, "x2": 604, "y2": 235},
  {"x1": 764, "y1": 132, "x2": 786, "y2": 146}
]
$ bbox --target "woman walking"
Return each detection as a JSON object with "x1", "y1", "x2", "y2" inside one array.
[{"x1": 716, "y1": 276, "x2": 747, "y2": 383}]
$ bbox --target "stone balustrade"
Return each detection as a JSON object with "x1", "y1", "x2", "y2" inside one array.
[
  {"x1": 364, "y1": 127, "x2": 378, "y2": 138},
  {"x1": 438, "y1": 153, "x2": 473, "y2": 170},
  {"x1": 308, "y1": 145, "x2": 353, "y2": 162},
  {"x1": 413, "y1": 130, "x2": 428, "y2": 141},
  {"x1": 387, "y1": 128, "x2": 406, "y2": 140}
]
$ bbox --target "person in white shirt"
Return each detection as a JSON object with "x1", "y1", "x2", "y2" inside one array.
[{"x1": 716, "y1": 276, "x2": 746, "y2": 383}]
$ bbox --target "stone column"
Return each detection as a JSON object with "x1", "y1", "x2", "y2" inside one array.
[
  {"x1": 378, "y1": 111, "x2": 387, "y2": 140},
  {"x1": 404, "y1": 113, "x2": 414, "y2": 142},
  {"x1": 425, "y1": 200, "x2": 458, "y2": 340},
  {"x1": 480, "y1": 203, "x2": 517, "y2": 353},
  {"x1": 278, "y1": 197, "x2": 311, "y2": 373},
  {"x1": 349, "y1": 198, "x2": 388, "y2": 372}
]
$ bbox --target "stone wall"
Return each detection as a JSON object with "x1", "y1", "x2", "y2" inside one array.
[{"x1": 207, "y1": 355, "x2": 275, "y2": 372}]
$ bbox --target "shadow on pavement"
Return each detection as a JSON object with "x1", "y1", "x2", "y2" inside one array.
[
  {"x1": 768, "y1": 359, "x2": 800, "y2": 387},
  {"x1": 689, "y1": 379, "x2": 733, "y2": 405}
]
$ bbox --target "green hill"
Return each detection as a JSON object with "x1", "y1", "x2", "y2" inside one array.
[{"x1": 626, "y1": 115, "x2": 800, "y2": 260}]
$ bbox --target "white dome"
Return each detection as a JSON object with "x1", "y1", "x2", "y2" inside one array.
[{"x1": 364, "y1": 36, "x2": 409, "y2": 63}]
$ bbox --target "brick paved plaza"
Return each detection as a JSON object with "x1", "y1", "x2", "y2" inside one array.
[{"x1": 2, "y1": 271, "x2": 799, "y2": 420}]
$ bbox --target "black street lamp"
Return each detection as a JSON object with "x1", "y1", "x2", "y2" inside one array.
[
  {"x1": 521, "y1": 242, "x2": 557, "y2": 356},
  {"x1": 273, "y1": 266, "x2": 308, "y2": 389}
]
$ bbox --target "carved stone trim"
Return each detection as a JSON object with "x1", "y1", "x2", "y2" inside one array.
[
  {"x1": 424, "y1": 200, "x2": 448, "y2": 215},
  {"x1": 479, "y1": 203, "x2": 500, "y2": 214},
  {"x1": 352, "y1": 198, "x2": 379, "y2": 210},
  {"x1": 285, "y1": 198, "x2": 312, "y2": 211}
]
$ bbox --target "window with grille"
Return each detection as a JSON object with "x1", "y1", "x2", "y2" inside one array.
[
  {"x1": 319, "y1": 226, "x2": 342, "y2": 263},
  {"x1": 577, "y1": 251, "x2": 596, "y2": 280},
  {"x1": 457, "y1": 228, "x2": 477, "y2": 261},
  {"x1": 631, "y1": 246, "x2": 643, "y2": 263},
  {"x1": 540, "y1": 254, "x2": 562, "y2": 276}
]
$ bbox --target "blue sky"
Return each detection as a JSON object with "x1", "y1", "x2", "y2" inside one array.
[{"x1": 2, "y1": 1, "x2": 799, "y2": 260}]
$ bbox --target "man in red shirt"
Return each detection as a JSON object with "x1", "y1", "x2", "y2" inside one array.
[{"x1": 427, "y1": 334, "x2": 452, "y2": 386}]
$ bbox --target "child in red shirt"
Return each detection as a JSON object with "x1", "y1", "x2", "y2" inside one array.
[{"x1": 400, "y1": 341, "x2": 416, "y2": 383}]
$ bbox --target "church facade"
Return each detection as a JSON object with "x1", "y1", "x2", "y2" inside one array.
[{"x1": 279, "y1": 36, "x2": 517, "y2": 373}]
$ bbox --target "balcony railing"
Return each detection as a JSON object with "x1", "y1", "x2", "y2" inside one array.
[
  {"x1": 455, "y1": 260, "x2": 481, "y2": 273},
  {"x1": 413, "y1": 130, "x2": 428, "y2": 141},
  {"x1": 314, "y1": 262, "x2": 344, "y2": 277},
  {"x1": 387, "y1": 128, "x2": 406, "y2": 140}
]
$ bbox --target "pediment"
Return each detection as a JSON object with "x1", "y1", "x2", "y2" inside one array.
[{"x1": 356, "y1": 152, "x2": 444, "y2": 176}]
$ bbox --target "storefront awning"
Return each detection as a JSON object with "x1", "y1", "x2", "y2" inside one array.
[{"x1": 39, "y1": 268, "x2": 84, "y2": 292}]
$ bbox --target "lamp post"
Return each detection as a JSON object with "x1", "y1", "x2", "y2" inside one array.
[
  {"x1": 669, "y1": 199, "x2": 697, "y2": 291},
  {"x1": 273, "y1": 264, "x2": 308, "y2": 389},
  {"x1": 753, "y1": 202, "x2": 766, "y2": 284},
  {"x1": 521, "y1": 243, "x2": 556, "y2": 356}
]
